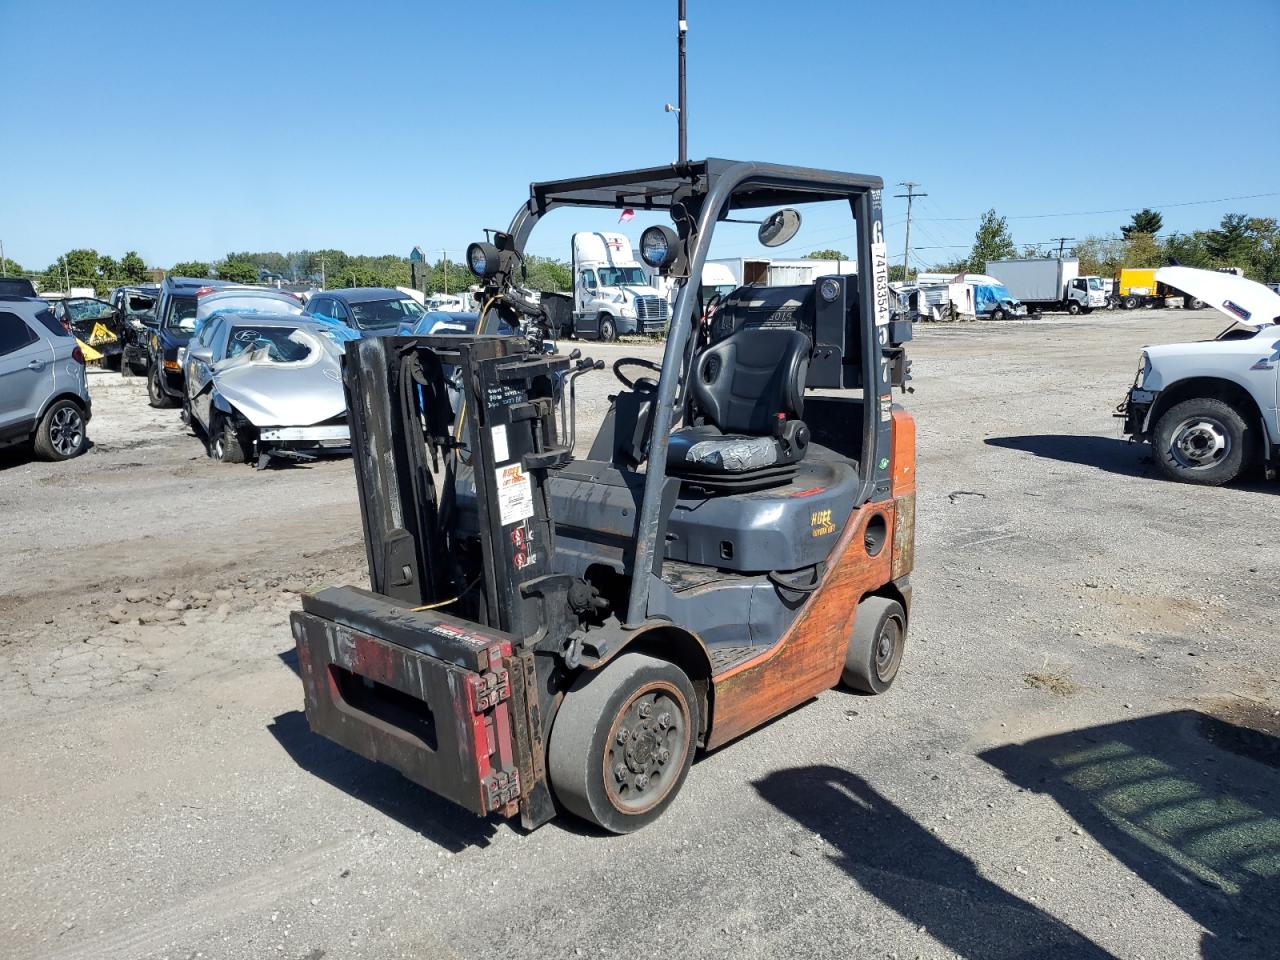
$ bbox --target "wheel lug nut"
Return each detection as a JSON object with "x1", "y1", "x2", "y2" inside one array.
[
  {"x1": 615, "y1": 728, "x2": 629, "y2": 744},
  {"x1": 658, "y1": 749, "x2": 670, "y2": 764},
  {"x1": 635, "y1": 774, "x2": 649, "y2": 790},
  {"x1": 638, "y1": 702, "x2": 652, "y2": 718},
  {"x1": 657, "y1": 712, "x2": 672, "y2": 729},
  {"x1": 614, "y1": 762, "x2": 627, "y2": 782}
]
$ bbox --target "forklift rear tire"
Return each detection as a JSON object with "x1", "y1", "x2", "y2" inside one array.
[
  {"x1": 842, "y1": 596, "x2": 906, "y2": 694},
  {"x1": 548, "y1": 652, "x2": 698, "y2": 834}
]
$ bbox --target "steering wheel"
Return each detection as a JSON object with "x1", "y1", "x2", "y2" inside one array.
[{"x1": 612, "y1": 357, "x2": 662, "y2": 391}]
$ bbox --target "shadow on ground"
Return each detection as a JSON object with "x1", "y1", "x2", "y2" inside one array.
[
  {"x1": 755, "y1": 765, "x2": 1114, "y2": 958},
  {"x1": 985, "y1": 434, "x2": 1153, "y2": 479},
  {"x1": 268, "y1": 710, "x2": 499, "y2": 852},
  {"x1": 982, "y1": 708, "x2": 1280, "y2": 960}
]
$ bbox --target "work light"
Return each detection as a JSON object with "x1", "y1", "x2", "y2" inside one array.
[
  {"x1": 639, "y1": 226, "x2": 679, "y2": 269},
  {"x1": 467, "y1": 242, "x2": 500, "y2": 278}
]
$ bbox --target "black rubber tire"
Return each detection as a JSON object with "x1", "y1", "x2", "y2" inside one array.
[
  {"x1": 120, "y1": 359, "x2": 137, "y2": 377},
  {"x1": 1185, "y1": 297, "x2": 1206, "y2": 310},
  {"x1": 1152, "y1": 397, "x2": 1248, "y2": 486},
  {"x1": 1067, "y1": 301, "x2": 1082, "y2": 315},
  {"x1": 101, "y1": 353, "x2": 122, "y2": 372},
  {"x1": 32, "y1": 399, "x2": 87, "y2": 461},
  {"x1": 148, "y1": 362, "x2": 177, "y2": 408},
  {"x1": 989, "y1": 307, "x2": 1007, "y2": 322},
  {"x1": 210, "y1": 418, "x2": 247, "y2": 464},
  {"x1": 548, "y1": 652, "x2": 698, "y2": 834},
  {"x1": 597, "y1": 314, "x2": 617, "y2": 342},
  {"x1": 842, "y1": 596, "x2": 907, "y2": 694},
  {"x1": 1122, "y1": 295, "x2": 1139, "y2": 310}
]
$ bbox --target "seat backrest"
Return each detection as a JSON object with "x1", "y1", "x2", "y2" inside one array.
[{"x1": 691, "y1": 327, "x2": 810, "y2": 435}]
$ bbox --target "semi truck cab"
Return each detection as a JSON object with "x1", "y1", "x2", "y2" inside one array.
[{"x1": 572, "y1": 231, "x2": 671, "y2": 341}]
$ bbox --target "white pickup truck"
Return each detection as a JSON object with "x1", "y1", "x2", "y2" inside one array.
[{"x1": 1119, "y1": 266, "x2": 1280, "y2": 485}]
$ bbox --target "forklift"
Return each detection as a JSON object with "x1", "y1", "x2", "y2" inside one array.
[{"x1": 290, "y1": 159, "x2": 917, "y2": 833}]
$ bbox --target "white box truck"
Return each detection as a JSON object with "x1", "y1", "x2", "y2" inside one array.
[
  {"x1": 986, "y1": 258, "x2": 1107, "y2": 315},
  {"x1": 568, "y1": 232, "x2": 670, "y2": 341}
]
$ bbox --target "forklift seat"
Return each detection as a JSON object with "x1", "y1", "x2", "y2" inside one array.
[{"x1": 667, "y1": 327, "x2": 811, "y2": 477}]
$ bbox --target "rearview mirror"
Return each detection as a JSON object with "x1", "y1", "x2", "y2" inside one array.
[{"x1": 758, "y1": 208, "x2": 802, "y2": 248}]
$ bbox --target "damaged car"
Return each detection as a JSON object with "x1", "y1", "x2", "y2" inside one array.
[
  {"x1": 1118, "y1": 266, "x2": 1280, "y2": 486},
  {"x1": 182, "y1": 313, "x2": 350, "y2": 467}
]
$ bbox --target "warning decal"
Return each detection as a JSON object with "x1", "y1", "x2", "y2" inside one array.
[{"x1": 495, "y1": 463, "x2": 534, "y2": 526}]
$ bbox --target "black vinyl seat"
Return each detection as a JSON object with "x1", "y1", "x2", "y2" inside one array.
[{"x1": 667, "y1": 327, "x2": 811, "y2": 480}]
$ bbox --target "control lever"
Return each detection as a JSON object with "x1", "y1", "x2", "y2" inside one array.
[{"x1": 557, "y1": 357, "x2": 606, "y2": 455}]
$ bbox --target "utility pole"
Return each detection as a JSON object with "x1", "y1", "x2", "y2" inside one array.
[
  {"x1": 893, "y1": 182, "x2": 926, "y2": 284},
  {"x1": 677, "y1": 1, "x2": 687, "y2": 164},
  {"x1": 315, "y1": 255, "x2": 328, "y2": 288},
  {"x1": 442, "y1": 248, "x2": 449, "y2": 295},
  {"x1": 664, "y1": 2, "x2": 688, "y2": 164},
  {"x1": 1, "y1": 239, "x2": 6, "y2": 276},
  {"x1": 63, "y1": 256, "x2": 71, "y2": 293},
  {"x1": 1050, "y1": 237, "x2": 1075, "y2": 259}
]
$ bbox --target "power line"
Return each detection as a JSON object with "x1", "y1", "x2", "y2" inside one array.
[{"x1": 914, "y1": 190, "x2": 1280, "y2": 222}]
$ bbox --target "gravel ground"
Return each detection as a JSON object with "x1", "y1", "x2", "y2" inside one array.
[{"x1": 0, "y1": 309, "x2": 1276, "y2": 960}]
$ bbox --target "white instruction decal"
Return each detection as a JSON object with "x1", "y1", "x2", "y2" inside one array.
[
  {"x1": 871, "y1": 238, "x2": 890, "y2": 327},
  {"x1": 491, "y1": 423, "x2": 510, "y2": 464},
  {"x1": 495, "y1": 463, "x2": 535, "y2": 526}
]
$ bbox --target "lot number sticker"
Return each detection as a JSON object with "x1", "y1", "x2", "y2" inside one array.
[
  {"x1": 495, "y1": 463, "x2": 534, "y2": 526},
  {"x1": 871, "y1": 239, "x2": 890, "y2": 327}
]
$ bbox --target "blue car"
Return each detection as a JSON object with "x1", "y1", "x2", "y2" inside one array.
[{"x1": 303, "y1": 288, "x2": 426, "y2": 337}]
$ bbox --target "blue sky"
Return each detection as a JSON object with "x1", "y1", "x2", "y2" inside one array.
[{"x1": 2, "y1": 0, "x2": 1277, "y2": 273}]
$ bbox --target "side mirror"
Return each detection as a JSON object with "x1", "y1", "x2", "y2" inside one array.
[
  {"x1": 141, "y1": 313, "x2": 159, "y2": 327},
  {"x1": 758, "y1": 208, "x2": 802, "y2": 248}
]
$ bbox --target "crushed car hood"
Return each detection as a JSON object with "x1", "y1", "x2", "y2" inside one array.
[
  {"x1": 1155, "y1": 266, "x2": 1280, "y2": 329},
  {"x1": 212, "y1": 335, "x2": 346, "y2": 427}
]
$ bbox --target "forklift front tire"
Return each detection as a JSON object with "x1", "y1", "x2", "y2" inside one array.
[
  {"x1": 548, "y1": 652, "x2": 698, "y2": 834},
  {"x1": 842, "y1": 596, "x2": 906, "y2": 694}
]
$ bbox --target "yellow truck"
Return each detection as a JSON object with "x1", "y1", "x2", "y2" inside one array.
[{"x1": 1116, "y1": 267, "x2": 1205, "y2": 310}]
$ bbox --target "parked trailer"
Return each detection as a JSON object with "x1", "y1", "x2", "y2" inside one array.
[
  {"x1": 1115, "y1": 268, "x2": 1207, "y2": 310},
  {"x1": 708, "y1": 257, "x2": 857, "y2": 288},
  {"x1": 986, "y1": 258, "x2": 1106, "y2": 315}
]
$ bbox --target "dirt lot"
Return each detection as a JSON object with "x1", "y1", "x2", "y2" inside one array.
[{"x1": 1, "y1": 309, "x2": 1276, "y2": 960}]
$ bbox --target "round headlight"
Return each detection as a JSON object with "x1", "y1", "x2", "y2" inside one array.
[
  {"x1": 640, "y1": 225, "x2": 678, "y2": 269},
  {"x1": 820, "y1": 278, "x2": 841, "y2": 303},
  {"x1": 467, "y1": 242, "x2": 500, "y2": 278}
]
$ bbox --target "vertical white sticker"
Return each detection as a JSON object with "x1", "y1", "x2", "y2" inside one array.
[
  {"x1": 491, "y1": 424, "x2": 510, "y2": 464},
  {"x1": 871, "y1": 239, "x2": 890, "y2": 327}
]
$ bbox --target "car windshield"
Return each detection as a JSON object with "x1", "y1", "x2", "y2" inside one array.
[
  {"x1": 598, "y1": 267, "x2": 648, "y2": 286},
  {"x1": 226, "y1": 326, "x2": 314, "y2": 363},
  {"x1": 347, "y1": 297, "x2": 424, "y2": 330},
  {"x1": 1087, "y1": 277, "x2": 1103, "y2": 290},
  {"x1": 165, "y1": 296, "x2": 198, "y2": 331}
]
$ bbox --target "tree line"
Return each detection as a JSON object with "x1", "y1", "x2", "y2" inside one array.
[
  {"x1": 2, "y1": 247, "x2": 574, "y2": 299},
  {"x1": 924, "y1": 208, "x2": 1280, "y2": 281}
]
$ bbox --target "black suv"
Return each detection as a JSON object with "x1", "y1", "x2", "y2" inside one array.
[
  {"x1": 0, "y1": 277, "x2": 38, "y2": 298},
  {"x1": 146, "y1": 277, "x2": 238, "y2": 408}
]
